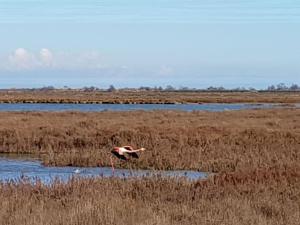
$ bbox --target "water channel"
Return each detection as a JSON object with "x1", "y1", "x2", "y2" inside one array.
[
  {"x1": 0, "y1": 154, "x2": 208, "y2": 184},
  {"x1": 0, "y1": 103, "x2": 281, "y2": 112}
]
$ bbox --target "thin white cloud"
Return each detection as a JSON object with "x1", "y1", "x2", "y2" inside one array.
[
  {"x1": 39, "y1": 48, "x2": 53, "y2": 66},
  {"x1": 54, "y1": 51, "x2": 105, "y2": 70},
  {"x1": 2, "y1": 48, "x2": 107, "y2": 71},
  {"x1": 8, "y1": 48, "x2": 38, "y2": 70},
  {"x1": 158, "y1": 65, "x2": 173, "y2": 76},
  {"x1": 1, "y1": 1, "x2": 299, "y2": 24}
]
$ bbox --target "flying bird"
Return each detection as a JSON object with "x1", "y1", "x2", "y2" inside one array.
[{"x1": 110, "y1": 146, "x2": 146, "y2": 174}]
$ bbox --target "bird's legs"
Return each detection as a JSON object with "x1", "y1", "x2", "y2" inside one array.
[
  {"x1": 129, "y1": 164, "x2": 133, "y2": 176},
  {"x1": 110, "y1": 155, "x2": 115, "y2": 176}
]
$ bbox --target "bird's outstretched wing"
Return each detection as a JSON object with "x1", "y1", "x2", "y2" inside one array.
[
  {"x1": 123, "y1": 146, "x2": 134, "y2": 150},
  {"x1": 125, "y1": 152, "x2": 139, "y2": 159},
  {"x1": 111, "y1": 151, "x2": 127, "y2": 160}
]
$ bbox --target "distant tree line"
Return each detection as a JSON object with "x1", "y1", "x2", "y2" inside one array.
[
  {"x1": 2, "y1": 83, "x2": 300, "y2": 92},
  {"x1": 266, "y1": 83, "x2": 300, "y2": 91},
  {"x1": 114, "y1": 83, "x2": 300, "y2": 92}
]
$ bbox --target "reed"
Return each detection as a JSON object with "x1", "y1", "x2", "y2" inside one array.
[
  {"x1": 0, "y1": 90, "x2": 300, "y2": 103},
  {"x1": 0, "y1": 166, "x2": 299, "y2": 225},
  {"x1": 0, "y1": 109, "x2": 299, "y2": 172}
]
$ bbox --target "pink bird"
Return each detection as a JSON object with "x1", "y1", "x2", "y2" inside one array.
[{"x1": 110, "y1": 146, "x2": 146, "y2": 174}]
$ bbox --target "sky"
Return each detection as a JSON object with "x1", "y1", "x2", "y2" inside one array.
[{"x1": 0, "y1": 0, "x2": 300, "y2": 89}]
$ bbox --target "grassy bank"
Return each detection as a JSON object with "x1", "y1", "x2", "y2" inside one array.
[
  {"x1": 0, "y1": 166, "x2": 299, "y2": 225},
  {"x1": 1, "y1": 90, "x2": 300, "y2": 104},
  {"x1": 0, "y1": 109, "x2": 299, "y2": 172}
]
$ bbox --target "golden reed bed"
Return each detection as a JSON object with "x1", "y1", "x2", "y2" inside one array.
[
  {"x1": 0, "y1": 90, "x2": 300, "y2": 103},
  {"x1": 0, "y1": 109, "x2": 299, "y2": 172},
  {"x1": 0, "y1": 166, "x2": 299, "y2": 225},
  {"x1": 0, "y1": 108, "x2": 299, "y2": 225}
]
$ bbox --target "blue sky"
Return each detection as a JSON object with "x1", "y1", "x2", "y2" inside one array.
[{"x1": 0, "y1": 0, "x2": 300, "y2": 88}]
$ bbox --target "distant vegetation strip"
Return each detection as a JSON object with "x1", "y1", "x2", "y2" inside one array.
[
  {"x1": 2, "y1": 82, "x2": 300, "y2": 92},
  {"x1": 0, "y1": 89, "x2": 300, "y2": 104},
  {"x1": 0, "y1": 166, "x2": 299, "y2": 225},
  {"x1": 0, "y1": 109, "x2": 299, "y2": 172}
]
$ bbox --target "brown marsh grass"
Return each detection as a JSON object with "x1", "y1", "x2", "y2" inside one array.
[
  {"x1": 0, "y1": 166, "x2": 299, "y2": 225},
  {"x1": 0, "y1": 90, "x2": 300, "y2": 103},
  {"x1": 0, "y1": 109, "x2": 299, "y2": 172}
]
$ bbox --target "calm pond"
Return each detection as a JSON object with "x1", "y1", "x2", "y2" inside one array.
[
  {"x1": 0, "y1": 103, "x2": 278, "y2": 112},
  {"x1": 0, "y1": 154, "x2": 208, "y2": 184}
]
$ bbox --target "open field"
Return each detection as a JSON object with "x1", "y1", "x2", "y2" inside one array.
[
  {"x1": 0, "y1": 90, "x2": 300, "y2": 104},
  {"x1": 0, "y1": 166, "x2": 299, "y2": 225},
  {"x1": 0, "y1": 109, "x2": 299, "y2": 172}
]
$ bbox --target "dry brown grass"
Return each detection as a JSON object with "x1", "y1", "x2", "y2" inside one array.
[
  {"x1": 0, "y1": 109, "x2": 299, "y2": 172},
  {"x1": 0, "y1": 166, "x2": 299, "y2": 225},
  {"x1": 0, "y1": 107, "x2": 299, "y2": 225},
  {"x1": 0, "y1": 90, "x2": 300, "y2": 103}
]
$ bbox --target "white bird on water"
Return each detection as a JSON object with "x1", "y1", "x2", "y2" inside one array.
[{"x1": 73, "y1": 169, "x2": 81, "y2": 174}]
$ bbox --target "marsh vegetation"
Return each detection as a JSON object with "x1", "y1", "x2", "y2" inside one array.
[
  {"x1": 0, "y1": 166, "x2": 299, "y2": 225},
  {"x1": 0, "y1": 107, "x2": 299, "y2": 224},
  {"x1": 0, "y1": 109, "x2": 299, "y2": 172},
  {"x1": 0, "y1": 89, "x2": 300, "y2": 104}
]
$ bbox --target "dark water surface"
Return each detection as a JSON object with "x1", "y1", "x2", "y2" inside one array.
[
  {"x1": 0, "y1": 103, "x2": 278, "y2": 112},
  {"x1": 0, "y1": 154, "x2": 208, "y2": 184}
]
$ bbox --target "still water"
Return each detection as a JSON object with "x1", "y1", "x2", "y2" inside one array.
[
  {"x1": 0, "y1": 154, "x2": 208, "y2": 184},
  {"x1": 0, "y1": 103, "x2": 277, "y2": 112}
]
